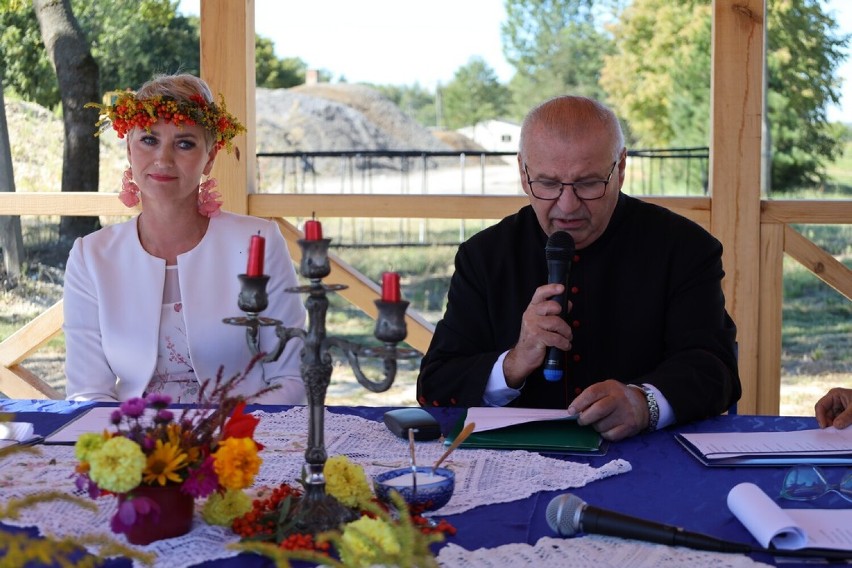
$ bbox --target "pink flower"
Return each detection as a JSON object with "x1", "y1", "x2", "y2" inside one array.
[
  {"x1": 75, "y1": 473, "x2": 101, "y2": 500},
  {"x1": 119, "y1": 398, "x2": 146, "y2": 418},
  {"x1": 181, "y1": 456, "x2": 219, "y2": 498},
  {"x1": 111, "y1": 496, "x2": 160, "y2": 534}
]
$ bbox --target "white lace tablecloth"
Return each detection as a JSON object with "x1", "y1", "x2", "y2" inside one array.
[
  {"x1": 1, "y1": 406, "x2": 732, "y2": 567},
  {"x1": 437, "y1": 535, "x2": 773, "y2": 567}
]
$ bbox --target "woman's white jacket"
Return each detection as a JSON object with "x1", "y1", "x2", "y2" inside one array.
[{"x1": 63, "y1": 212, "x2": 306, "y2": 403}]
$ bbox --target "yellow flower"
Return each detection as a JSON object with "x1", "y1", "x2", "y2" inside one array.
[
  {"x1": 213, "y1": 437, "x2": 261, "y2": 490},
  {"x1": 87, "y1": 437, "x2": 146, "y2": 494},
  {"x1": 201, "y1": 489, "x2": 252, "y2": 526},
  {"x1": 143, "y1": 439, "x2": 189, "y2": 486},
  {"x1": 324, "y1": 455, "x2": 373, "y2": 509},
  {"x1": 74, "y1": 432, "x2": 106, "y2": 463},
  {"x1": 339, "y1": 516, "x2": 401, "y2": 567}
]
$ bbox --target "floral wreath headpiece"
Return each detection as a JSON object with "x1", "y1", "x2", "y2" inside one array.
[{"x1": 87, "y1": 91, "x2": 246, "y2": 153}]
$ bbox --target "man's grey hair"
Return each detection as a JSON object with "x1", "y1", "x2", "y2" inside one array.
[{"x1": 518, "y1": 95, "x2": 625, "y2": 162}]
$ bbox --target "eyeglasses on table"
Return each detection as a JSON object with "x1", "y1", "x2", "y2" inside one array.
[{"x1": 779, "y1": 465, "x2": 852, "y2": 503}]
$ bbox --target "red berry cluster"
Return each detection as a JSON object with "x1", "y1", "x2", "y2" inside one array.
[
  {"x1": 231, "y1": 484, "x2": 330, "y2": 553},
  {"x1": 232, "y1": 484, "x2": 300, "y2": 539},
  {"x1": 232, "y1": 483, "x2": 457, "y2": 553}
]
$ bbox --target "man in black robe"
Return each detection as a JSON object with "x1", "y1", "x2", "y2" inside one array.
[{"x1": 417, "y1": 96, "x2": 741, "y2": 441}]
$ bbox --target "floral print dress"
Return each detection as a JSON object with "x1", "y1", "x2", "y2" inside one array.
[{"x1": 145, "y1": 266, "x2": 201, "y2": 402}]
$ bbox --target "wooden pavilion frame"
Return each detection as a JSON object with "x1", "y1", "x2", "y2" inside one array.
[{"x1": 0, "y1": 0, "x2": 850, "y2": 413}]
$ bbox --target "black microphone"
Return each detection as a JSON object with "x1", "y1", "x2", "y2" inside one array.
[
  {"x1": 545, "y1": 494, "x2": 852, "y2": 560},
  {"x1": 543, "y1": 231, "x2": 575, "y2": 382},
  {"x1": 546, "y1": 494, "x2": 852, "y2": 560},
  {"x1": 546, "y1": 494, "x2": 751, "y2": 554}
]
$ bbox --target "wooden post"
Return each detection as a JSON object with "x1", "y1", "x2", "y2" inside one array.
[
  {"x1": 758, "y1": 223, "x2": 784, "y2": 413},
  {"x1": 199, "y1": 0, "x2": 256, "y2": 215},
  {"x1": 709, "y1": 0, "x2": 765, "y2": 414}
]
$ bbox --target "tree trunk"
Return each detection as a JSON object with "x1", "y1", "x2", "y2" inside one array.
[
  {"x1": 0, "y1": 83, "x2": 26, "y2": 284},
  {"x1": 33, "y1": 0, "x2": 100, "y2": 253}
]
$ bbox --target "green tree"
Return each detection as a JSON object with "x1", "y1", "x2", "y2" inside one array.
[
  {"x1": 599, "y1": 0, "x2": 711, "y2": 148},
  {"x1": 33, "y1": 0, "x2": 100, "y2": 247},
  {"x1": 0, "y1": 0, "x2": 60, "y2": 107},
  {"x1": 501, "y1": 0, "x2": 615, "y2": 118},
  {"x1": 602, "y1": 0, "x2": 848, "y2": 191},
  {"x1": 256, "y1": 36, "x2": 306, "y2": 88},
  {"x1": 766, "y1": 0, "x2": 848, "y2": 189},
  {"x1": 374, "y1": 83, "x2": 437, "y2": 128},
  {"x1": 1, "y1": 0, "x2": 197, "y2": 106},
  {"x1": 74, "y1": 0, "x2": 199, "y2": 93},
  {"x1": 440, "y1": 57, "x2": 510, "y2": 129},
  {"x1": 1, "y1": 0, "x2": 310, "y2": 103}
]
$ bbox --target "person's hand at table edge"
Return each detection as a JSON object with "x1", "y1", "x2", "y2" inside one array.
[{"x1": 815, "y1": 387, "x2": 852, "y2": 429}]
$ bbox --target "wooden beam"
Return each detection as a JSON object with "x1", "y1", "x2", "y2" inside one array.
[
  {"x1": 249, "y1": 194, "x2": 710, "y2": 223},
  {"x1": 758, "y1": 223, "x2": 783, "y2": 414},
  {"x1": 0, "y1": 301, "x2": 63, "y2": 366},
  {"x1": 200, "y1": 0, "x2": 256, "y2": 215},
  {"x1": 0, "y1": 365, "x2": 61, "y2": 399},
  {"x1": 762, "y1": 200, "x2": 852, "y2": 224},
  {"x1": 784, "y1": 225, "x2": 852, "y2": 301},
  {"x1": 0, "y1": 192, "x2": 130, "y2": 216},
  {"x1": 710, "y1": 0, "x2": 765, "y2": 414}
]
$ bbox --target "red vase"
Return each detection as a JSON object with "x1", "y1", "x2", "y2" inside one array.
[{"x1": 120, "y1": 483, "x2": 195, "y2": 545}]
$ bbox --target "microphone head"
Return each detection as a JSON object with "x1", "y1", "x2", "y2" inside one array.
[
  {"x1": 545, "y1": 231, "x2": 576, "y2": 262},
  {"x1": 546, "y1": 493, "x2": 585, "y2": 536}
]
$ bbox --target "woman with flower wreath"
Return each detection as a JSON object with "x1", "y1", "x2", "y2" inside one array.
[{"x1": 63, "y1": 73, "x2": 306, "y2": 404}]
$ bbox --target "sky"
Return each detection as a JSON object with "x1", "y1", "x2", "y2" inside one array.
[{"x1": 179, "y1": 0, "x2": 851, "y2": 123}]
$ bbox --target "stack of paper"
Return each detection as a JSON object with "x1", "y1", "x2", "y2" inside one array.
[
  {"x1": 445, "y1": 407, "x2": 604, "y2": 454},
  {"x1": 676, "y1": 427, "x2": 852, "y2": 466}
]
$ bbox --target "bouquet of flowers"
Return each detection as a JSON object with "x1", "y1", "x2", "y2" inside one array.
[
  {"x1": 73, "y1": 370, "x2": 272, "y2": 539},
  {"x1": 232, "y1": 455, "x2": 455, "y2": 567}
]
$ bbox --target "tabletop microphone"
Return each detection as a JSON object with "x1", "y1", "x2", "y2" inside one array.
[
  {"x1": 543, "y1": 231, "x2": 575, "y2": 382},
  {"x1": 545, "y1": 493, "x2": 751, "y2": 554}
]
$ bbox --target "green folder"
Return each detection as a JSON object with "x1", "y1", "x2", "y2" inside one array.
[{"x1": 445, "y1": 409, "x2": 606, "y2": 455}]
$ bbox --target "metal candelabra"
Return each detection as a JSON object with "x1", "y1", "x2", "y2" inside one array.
[{"x1": 223, "y1": 237, "x2": 419, "y2": 533}]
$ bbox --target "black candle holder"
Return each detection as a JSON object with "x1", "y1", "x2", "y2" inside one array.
[{"x1": 224, "y1": 237, "x2": 419, "y2": 534}]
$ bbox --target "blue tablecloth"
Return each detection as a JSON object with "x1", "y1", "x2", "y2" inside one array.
[{"x1": 2, "y1": 399, "x2": 848, "y2": 567}]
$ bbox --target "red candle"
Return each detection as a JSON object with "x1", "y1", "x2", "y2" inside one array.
[
  {"x1": 381, "y1": 272, "x2": 401, "y2": 302},
  {"x1": 246, "y1": 234, "x2": 265, "y2": 277},
  {"x1": 305, "y1": 219, "x2": 323, "y2": 240}
]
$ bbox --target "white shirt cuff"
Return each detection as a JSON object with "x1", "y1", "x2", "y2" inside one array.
[
  {"x1": 482, "y1": 351, "x2": 522, "y2": 407},
  {"x1": 643, "y1": 383, "x2": 674, "y2": 429}
]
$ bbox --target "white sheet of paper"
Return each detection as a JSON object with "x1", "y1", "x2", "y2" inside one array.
[
  {"x1": 680, "y1": 427, "x2": 852, "y2": 459},
  {"x1": 44, "y1": 406, "x2": 213, "y2": 444},
  {"x1": 727, "y1": 482, "x2": 852, "y2": 551},
  {"x1": 465, "y1": 407, "x2": 578, "y2": 433},
  {"x1": 0, "y1": 422, "x2": 37, "y2": 448}
]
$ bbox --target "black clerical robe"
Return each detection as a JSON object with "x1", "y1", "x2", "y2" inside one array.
[{"x1": 417, "y1": 193, "x2": 741, "y2": 425}]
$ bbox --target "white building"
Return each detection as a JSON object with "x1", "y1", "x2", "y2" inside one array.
[{"x1": 457, "y1": 119, "x2": 520, "y2": 153}]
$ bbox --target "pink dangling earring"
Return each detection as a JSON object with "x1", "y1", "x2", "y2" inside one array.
[
  {"x1": 119, "y1": 167, "x2": 141, "y2": 208},
  {"x1": 197, "y1": 176, "x2": 222, "y2": 218}
]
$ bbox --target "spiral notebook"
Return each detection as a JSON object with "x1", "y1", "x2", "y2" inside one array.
[{"x1": 445, "y1": 407, "x2": 606, "y2": 455}]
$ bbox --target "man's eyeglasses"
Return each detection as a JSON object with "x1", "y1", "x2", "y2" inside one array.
[
  {"x1": 523, "y1": 161, "x2": 617, "y2": 201},
  {"x1": 779, "y1": 465, "x2": 852, "y2": 503}
]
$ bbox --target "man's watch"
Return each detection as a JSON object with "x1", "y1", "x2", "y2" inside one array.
[{"x1": 630, "y1": 384, "x2": 660, "y2": 432}]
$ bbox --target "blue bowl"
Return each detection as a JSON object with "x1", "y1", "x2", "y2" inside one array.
[{"x1": 373, "y1": 466, "x2": 455, "y2": 512}]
